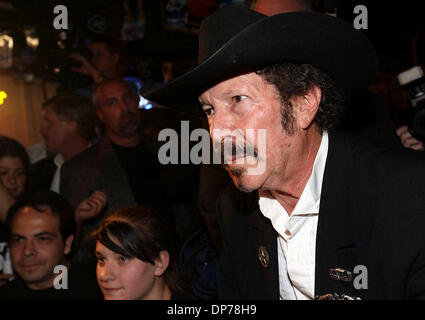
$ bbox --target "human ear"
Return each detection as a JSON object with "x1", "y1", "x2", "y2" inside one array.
[
  {"x1": 154, "y1": 250, "x2": 170, "y2": 277},
  {"x1": 294, "y1": 86, "x2": 322, "y2": 129},
  {"x1": 64, "y1": 234, "x2": 74, "y2": 255},
  {"x1": 96, "y1": 109, "x2": 104, "y2": 123}
]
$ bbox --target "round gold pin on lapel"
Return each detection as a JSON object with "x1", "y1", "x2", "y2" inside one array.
[{"x1": 258, "y1": 246, "x2": 270, "y2": 268}]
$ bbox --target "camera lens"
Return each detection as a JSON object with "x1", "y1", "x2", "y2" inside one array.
[{"x1": 408, "y1": 103, "x2": 425, "y2": 141}]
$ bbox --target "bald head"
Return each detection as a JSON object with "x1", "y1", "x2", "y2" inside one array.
[
  {"x1": 92, "y1": 78, "x2": 138, "y2": 109},
  {"x1": 253, "y1": 0, "x2": 312, "y2": 15},
  {"x1": 92, "y1": 79, "x2": 141, "y2": 146}
]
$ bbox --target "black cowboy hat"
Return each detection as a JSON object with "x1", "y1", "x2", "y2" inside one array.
[{"x1": 144, "y1": 5, "x2": 378, "y2": 109}]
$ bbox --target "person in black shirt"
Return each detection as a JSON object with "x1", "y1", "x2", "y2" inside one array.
[
  {"x1": 0, "y1": 191, "x2": 101, "y2": 299},
  {"x1": 111, "y1": 141, "x2": 164, "y2": 211},
  {"x1": 61, "y1": 79, "x2": 197, "y2": 263}
]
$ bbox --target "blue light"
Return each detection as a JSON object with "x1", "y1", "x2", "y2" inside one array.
[{"x1": 144, "y1": 103, "x2": 153, "y2": 110}]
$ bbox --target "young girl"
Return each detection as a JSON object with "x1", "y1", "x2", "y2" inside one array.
[
  {"x1": 93, "y1": 206, "x2": 185, "y2": 300},
  {"x1": 0, "y1": 136, "x2": 31, "y2": 223}
]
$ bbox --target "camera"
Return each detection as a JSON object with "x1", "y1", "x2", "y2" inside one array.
[{"x1": 397, "y1": 66, "x2": 425, "y2": 141}]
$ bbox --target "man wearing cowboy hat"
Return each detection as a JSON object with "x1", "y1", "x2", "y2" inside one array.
[{"x1": 146, "y1": 5, "x2": 425, "y2": 299}]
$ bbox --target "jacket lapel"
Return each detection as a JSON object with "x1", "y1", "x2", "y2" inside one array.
[
  {"x1": 315, "y1": 130, "x2": 362, "y2": 298},
  {"x1": 247, "y1": 192, "x2": 280, "y2": 300},
  {"x1": 243, "y1": 130, "x2": 363, "y2": 300}
]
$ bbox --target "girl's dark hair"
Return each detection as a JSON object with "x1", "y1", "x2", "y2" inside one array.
[
  {"x1": 0, "y1": 136, "x2": 31, "y2": 194},
  {"x1": 93, "y1": 206, "x2": 183, "y2": 294},
  {"x1": 256, "y1": 63, "x2": 345, "y2": 133}
]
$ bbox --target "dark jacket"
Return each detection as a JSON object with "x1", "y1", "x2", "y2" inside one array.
[
  {"x1": 31, "y1": 157, "x2": 56, "y2": 192},
  {"x1": 60, "y1": 135, "x2": 149, "y2": 262},
  {"x1": 60, "y1": 134, "x2": 199, "y2": 262},
  {"x1": 217, "y1": 130, "x2": 425, "y2": 299}
]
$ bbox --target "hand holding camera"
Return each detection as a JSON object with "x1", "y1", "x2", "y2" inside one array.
[
  {"x1": 397, "y1": 66, "x2": 425, "y2": 143},
  {"x1": 396, "y1": 125, "x2": 424, "y2": 150}
]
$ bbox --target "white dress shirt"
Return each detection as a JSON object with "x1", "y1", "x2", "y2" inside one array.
[
  {"x1": 49, "y1": 144, "x2": 91, "y2": 194},
  {"x1": 50, "y1": 153, "x2": 64, "y2": 193},
  {"x1": 259, "y1": 131, "x2": 329, "y2": 300}
]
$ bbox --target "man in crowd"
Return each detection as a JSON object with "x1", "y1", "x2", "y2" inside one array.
[
  {"x1": 61, "y1": 78, "x2": 198, "y2": 263},
  {"x1": 32, "y1": 93, "x2": 96, "y2": 193},
  {"x1": 31, "y1": 93, "x2": 108, "y2": 248},
  {"x1": 69, "y1": 36, "x2": 127, "y2": 92},
  {"x1": 69, "y1": 36, "x2": 123, "y2": 81},
  {"x1": 0, "y1": 191, "x2": 101, "y2": 299},
  {"x1": 146, "y1": 5, "x2": 425, "y2": 299},
  {"x1": 69, "y1": 36, "x2": 142, "y2": 104}
]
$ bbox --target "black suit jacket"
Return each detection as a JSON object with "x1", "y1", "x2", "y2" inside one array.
[
  {"x1": 31, "y1": 157, "x2": 56, "y2": 192},
  {"x1": 217, "y1": 130, "x2": 425, "y2": 299}
]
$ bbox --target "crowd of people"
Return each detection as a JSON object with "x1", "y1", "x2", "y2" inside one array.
[
  {"x1": 0, "y1": 34, "x2": 203, "y2": 300},
  {"x1": 0, "y1": 77, "x2": 203, "y2": 299},
  {"x1": 1, "y1": 0, "x2": 425, "y2": 300}
]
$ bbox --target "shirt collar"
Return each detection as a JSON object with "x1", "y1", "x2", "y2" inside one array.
[
  {"x1": 259, "y1": 131, "x2": 329, "y2": 235},
  {"x1": 53, "y1": 153, "x2": 64, "y2": 168},
  {"x1": 53, "y1": 143, "x2": 92, "y2": 168},
  {"x1": 292, "y1": 130, "x2": 328, "y2": 215}
]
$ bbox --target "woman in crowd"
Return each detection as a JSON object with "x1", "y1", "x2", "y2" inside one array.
[
  {"x1": 93, "y1": 206, "x2": 185, "y2": 300},
  {"x1": 0, "y1": 136, "x2": 31, "y2": 224},
  {"x1": 0, "y1": 136, "x2": 31, "y2": 286}
]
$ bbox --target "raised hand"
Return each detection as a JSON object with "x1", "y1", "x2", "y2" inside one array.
[
  {"x1": 68, "y1": 53, "x2": 103, "y2": 82},
  {"x1": 74, "y1": 191, "x2": 108, "y2": 222}
]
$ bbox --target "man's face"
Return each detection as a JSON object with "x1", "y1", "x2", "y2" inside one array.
[
  {"x1": 40, "y1": 105, "x2": 75, "y2": 156},
  {"x1": 9, "y1": 206, "x2": 73, "y2": 290},
  {"x1": 199, "y1": 72, "x2": 298, "y2": 192},
  {"x1": 96, "y1": 82, "x2": 141, "y2": 140},
  {"x1": 89, "y1": 42, "x2": 118, "y2": 76},
  {"x1": 95, "y1": 240, "x2": 159, "y2": 300}
]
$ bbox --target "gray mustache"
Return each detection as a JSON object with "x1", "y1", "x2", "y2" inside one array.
[{"x1": 213, "y1": 140, "x2": 259, "y2": 164}]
